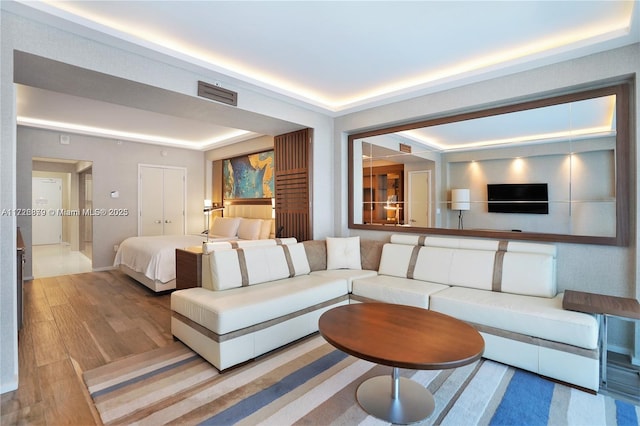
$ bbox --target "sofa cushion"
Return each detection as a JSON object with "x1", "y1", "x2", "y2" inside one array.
[
  {"x1": 237, "y1": 218, "x2": 263, "y2": 240},
  {"x1": 351, "y1": 275, "x2": 449, "y2": 309},
  {"x1": 429, "y1": 286, "x2": 598, "y2": 350},
  {"x1": 202, "y1": 241, "x2": 234, "y2": 254},
  {"x1": 501, "y1": 252, "x2": 556, "y2": 297},
  {"x1": 302, "y1": 239, "x2": 385, "y2": 272},
  {"x1": 210, "y1": 216, "x2": 241, "y2": 238},
  {"x1": 310, "y1": 269, "x2": 377, "y2": 292},
  {"x1": 377, "y1": 243, "x2": 416, "y2": 278},
  {"x1": 172, "y1": 274, "x2": 348, "y2": 335},
  {"x1": 379, "y1": 240, "x2": 556, "y2": 297},
  {"x1": 205, "y1": 243, "x2": 310, "y2": 290},
  {"x1": 326, "y1": 237, "x2": 361, "y2": 270},
  {"x1": 414, "y1": 246, "x2": 496, "y2": 291}
]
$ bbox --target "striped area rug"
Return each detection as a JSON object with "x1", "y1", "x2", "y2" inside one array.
[{"x1": 83, "y1": 334, "x2": 639, "y2": 425}]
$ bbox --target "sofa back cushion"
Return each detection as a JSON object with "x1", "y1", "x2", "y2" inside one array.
[
  {"x1": 205, "y1": 243, "x2": 310, "y2": 291},
  {"x1": 379, "y1": 237, "x2": 557, "y2": 298},
  {"x1": 378, "y1": 243, "x2": 416, "y2": 278},
  {"x1": 501, "y1": 252, "x2": 556, "y2": 297},
  {"x1": 411, "y1": 247, "x2": 495, "y2": 290}
]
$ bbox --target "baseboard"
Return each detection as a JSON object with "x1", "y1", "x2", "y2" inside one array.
[
  {"x1": 91, "y1": 266, "x2": 117, "y2": 272},
  {"x1": 0, "y1": 375, "x2": 18, "y2": 395}
]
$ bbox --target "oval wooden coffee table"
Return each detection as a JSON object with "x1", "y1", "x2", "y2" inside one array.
[{"x1": 319, "y1": 303, "x2": 484, "y2": 424}]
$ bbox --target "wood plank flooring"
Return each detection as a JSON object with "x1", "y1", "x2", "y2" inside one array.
[
  {"x1": 2, "y1": 270, "x2": 639, "y2": 424},
  {"x1": 1, "y1": 270, "x2": 173, "y2": 425}
]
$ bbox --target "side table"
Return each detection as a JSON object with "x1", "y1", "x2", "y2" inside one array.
[
  {"x1": 175, "y1": 246, "x2": 203, "y2": 290},
  {"x1": 563, "y1": 290, "x2": 640, "y2": 389}
]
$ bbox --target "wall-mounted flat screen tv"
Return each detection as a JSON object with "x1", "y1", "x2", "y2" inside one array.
[{"x1": 487, "y1": 183, "x2": 549, "y2": 214}]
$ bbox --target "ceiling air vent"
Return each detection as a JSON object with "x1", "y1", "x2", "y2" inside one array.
[{"x1": 197, "y1": 81, "x2": 238, "y2": 106}]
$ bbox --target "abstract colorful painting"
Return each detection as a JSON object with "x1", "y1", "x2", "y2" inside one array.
[{"x1": 223, "y1": 150, "x2": 274, "y2": 199}]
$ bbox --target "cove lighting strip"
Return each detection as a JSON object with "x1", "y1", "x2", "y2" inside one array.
[{"x1": 17, "y1": 116, "x2": 251, "y2": 150}]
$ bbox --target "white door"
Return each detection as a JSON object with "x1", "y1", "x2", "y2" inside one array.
[
  {"x1": 162, "y1": 168, "x2": 185, "y2": 235},
  {"x1": 409, "y1": 171, "x2": 431, "y2": 228},
  {"x1": 32, "y1": 177, "x2": 62, "y2": 245},
  {"x1": 139, "y1": 166, "x2": 185, "y2": 236}
]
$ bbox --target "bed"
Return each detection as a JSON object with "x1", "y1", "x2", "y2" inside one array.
[{"x1": 114, "y1": 203, "x2": 274, "y2": 292}]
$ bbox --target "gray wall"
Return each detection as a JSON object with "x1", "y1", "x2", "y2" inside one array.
[{"x1": 17, "y1": 127, "x2": 206, "y2": 277}]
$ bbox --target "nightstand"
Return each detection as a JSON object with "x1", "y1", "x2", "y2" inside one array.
[
  {"x1": 175, "y1": 246, "x2": 203, "y2": 290},
  {"x1": 563, "y1": 290, "x2": 640, "y2": 393}
]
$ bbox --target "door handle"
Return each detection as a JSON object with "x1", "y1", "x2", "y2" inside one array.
[
  {"x1": 165, "y1": 220, "x2": 172, "y2": 223},
  {"x1": 154, "y1": 220, "x2": 162, "y2": 224}
]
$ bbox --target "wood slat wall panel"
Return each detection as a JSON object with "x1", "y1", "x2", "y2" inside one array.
[{"x1": 274, "y1": 129, "x2": 312, "y2": 241}]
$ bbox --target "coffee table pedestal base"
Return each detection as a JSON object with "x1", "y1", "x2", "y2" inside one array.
[{"x1": 356, "y1": 369, "x2": 434, "y2": 424}]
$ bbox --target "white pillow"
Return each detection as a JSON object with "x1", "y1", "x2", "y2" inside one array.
[
  {"x1": 259, "y1": 219, "x2": 273, "y2": 239},
  {"x1": 210, "y1": 216, "x2": 241, "y2": 238},
  {"x1": 326, "y1": 237, "x2": 361, "y2": 270},
  {"x1": 237, "y1": 218, "x2": 263, "y2": 240}
]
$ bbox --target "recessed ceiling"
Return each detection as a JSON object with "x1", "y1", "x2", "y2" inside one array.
[{"x1": 7, "y1": 1, "x2": 639, "y2": 150}]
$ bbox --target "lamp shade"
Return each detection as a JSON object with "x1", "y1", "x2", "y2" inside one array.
[{"x1": 451, "y1": 189, "x2": 470, "y2": 211}]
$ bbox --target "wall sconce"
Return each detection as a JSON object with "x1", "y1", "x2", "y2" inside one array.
[
  {"x1": 451, "y1": 189, "x2": 470, "y2": 230},
  {"x1": 271, "y1": 197, "x2": 276, "y2": 219}
]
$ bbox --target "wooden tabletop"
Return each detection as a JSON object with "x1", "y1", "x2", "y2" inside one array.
[
  {"x1": 319, "y1": 303, "x2": 484, "y2": 370},
  {"x1": 563, "y1": 290, "x2": 640, "y2": 320}
]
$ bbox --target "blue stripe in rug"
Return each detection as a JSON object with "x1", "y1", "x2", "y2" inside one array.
[
  {"x1": 91, "y1": 354, "x2": 200, "y2": 399},
  {"x1": 200, "y1": 349, "x2": 349, "y2": 425},
  {"x1": 489, "y1": 369, "x2": 554, "y2": 426},
  {"x1": 615, "y1": 400, "x2": 639, "y2": 426}
]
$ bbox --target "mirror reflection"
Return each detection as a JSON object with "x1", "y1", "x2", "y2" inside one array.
[{"x1": 351, "y1": 84, "x2": 628, "y2": 245}]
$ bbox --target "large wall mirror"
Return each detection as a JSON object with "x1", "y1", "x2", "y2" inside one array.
[{"x1": 349, "y1": 82, "x2": 630, "y2": 246}]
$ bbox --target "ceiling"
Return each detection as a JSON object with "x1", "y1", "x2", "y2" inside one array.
[{"x1": 8, "y1": 1, "x2": 639, "y2": 150}]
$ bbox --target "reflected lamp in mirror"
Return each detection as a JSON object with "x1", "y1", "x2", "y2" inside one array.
[{"x1": 451, "y1": 189, "x2": 470, "y2": 230}]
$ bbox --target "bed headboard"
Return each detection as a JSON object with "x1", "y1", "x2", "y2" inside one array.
[
  {"x1": 225, "y1": 203, "x2": 272, "y2": 220},
  {"x1": 221, "y1": 200, "x2": 275, "y2": 238}
]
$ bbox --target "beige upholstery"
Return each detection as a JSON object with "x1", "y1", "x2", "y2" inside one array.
[{"x1": 429, "y1": 287, "x2": 598, "y2": 349}]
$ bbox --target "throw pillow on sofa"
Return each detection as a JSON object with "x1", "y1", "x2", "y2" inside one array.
[{"x1": 326, "y1": 236, "x2": 362, "y2": 270}]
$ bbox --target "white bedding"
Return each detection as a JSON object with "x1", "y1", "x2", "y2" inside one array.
[{"x1": 114, "y1": 234, "x2": 214, "y2": 284}]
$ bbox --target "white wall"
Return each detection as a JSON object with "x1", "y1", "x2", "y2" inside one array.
[
  {"x1": 1, "y1": 9, "x2": 334, "y2": 392},
  {"x1": 334, "y1": 44, "x2": 639, "y2": 357}
]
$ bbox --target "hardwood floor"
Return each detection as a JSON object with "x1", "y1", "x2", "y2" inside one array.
[{"x1": 1, "y1": 270, "x2": 173, "y2": 425}]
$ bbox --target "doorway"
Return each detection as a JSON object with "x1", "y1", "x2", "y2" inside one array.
[
  {"x1": 32, "y1": 177, "x2": 62, "y2": 245},
  {"x1": 408, "y1": 170, "x2": 432, "y2": 228},
  {"x1": 31, "y1": 158, "x2": 93, "y2": 278},
  {"x1": 79, "y1": 167, "x2": 93, "y2": 259}
]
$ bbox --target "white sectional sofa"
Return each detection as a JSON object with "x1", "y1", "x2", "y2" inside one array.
[{"x1": 171, "y1": 234, "x2": 600, "y2": 391}]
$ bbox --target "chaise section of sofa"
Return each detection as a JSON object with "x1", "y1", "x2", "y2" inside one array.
[{"x1": 171, "y1": 242, "x2": 350, "y2": 370}]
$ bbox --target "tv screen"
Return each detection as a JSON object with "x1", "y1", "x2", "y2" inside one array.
[{"x1": 487, "y1": 183, "x2": 549, "y2": 214}]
